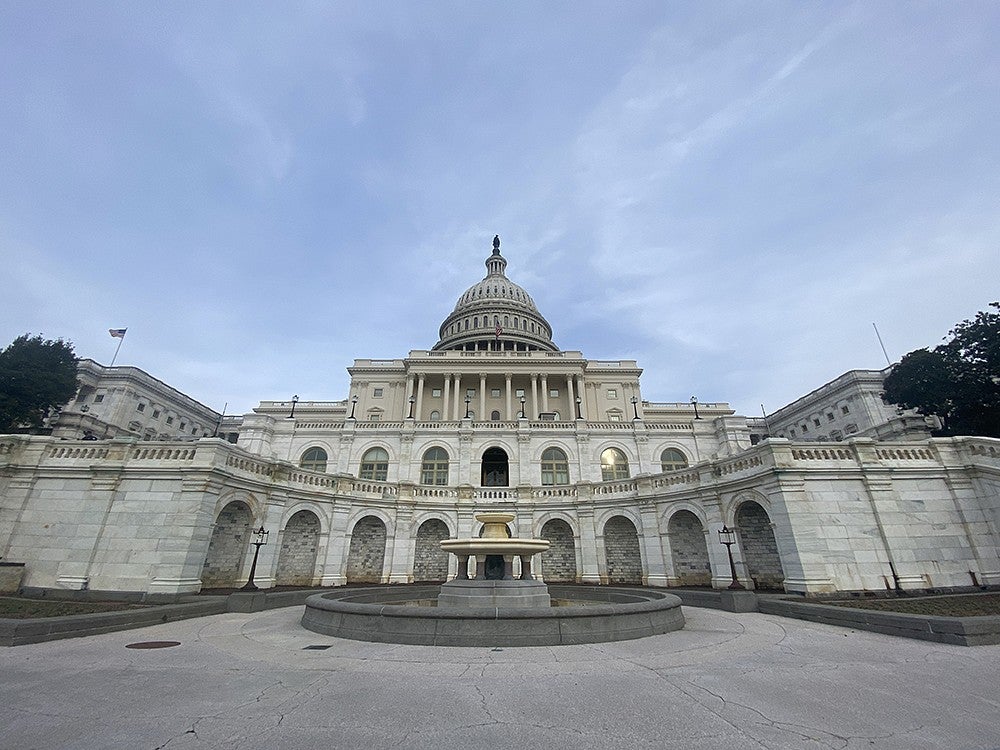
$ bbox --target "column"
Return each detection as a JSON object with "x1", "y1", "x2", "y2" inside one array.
[
  {"x1": 453, "y1": 374, "x2": 462, "y2": 420},
  {"x1": 442, "y1": 374, "x2": 450, "y2": 421},
  {"x1": 530, "y1": 376, "x2": 538, "y2": 420},
  {"x1": 505, "y1": 373, "x2": 513, "y2": 420},
  {"x1": 566, "y1": 374, "x2": 576, "y2": 419},
  {"x1": 415, "y1": 374, "x2": 425, "y2": 421},
  {"x1": 404, "y1": 375, "x2": 414, "y2": 419},
  {"x1": 541, "y1": 375, "x2": 549, "y2": 413},
  {"x1": 479, "y1": 373, "x2": 486, "y2": 420}
]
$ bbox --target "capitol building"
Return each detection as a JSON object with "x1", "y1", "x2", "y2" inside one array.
[{"x1": 1, "y1": 238, "x2": 998, "y2": 598}]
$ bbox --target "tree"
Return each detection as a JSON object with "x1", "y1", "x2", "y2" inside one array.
[
  {"x1": 883, "y1": 303, "x2": 1000, "y2": 437},
  {"x1": 0, "y1": 334, "x2": 78, "y2": 433}
]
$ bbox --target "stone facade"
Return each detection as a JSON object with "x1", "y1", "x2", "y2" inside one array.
[
  {"x1": 539, "y1": 519, "x2": 576, "y2": 583},
  {"x1": 667, "y1": 510, "x2": 712, "y2": 586}
]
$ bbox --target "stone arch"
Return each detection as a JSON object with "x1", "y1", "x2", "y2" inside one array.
[
  {"x1": 346, "y1": 515, "x2": 387, "y2": 583},
  {"x1": 275, "y1": 510, "x2": 321, "y2": 585},
  {"x1": 413, "y1": 518, "x2": 450, "y2": 582},
  {"x1": 603, "y1": 515, "x2": 642, "y2": 584},
  {"x1": 540, "y1": 518, "x2": 576, "y2": 582},
  {"x1": 667, "y1": 509, "x2": 711, "y2": 586},
  {"x1": 201, "y1": 500, "x2": 253, "y2": 588},
  {"x1": 735, "y1": 500, "x2": 785, "y2": 590},
  {"x1": 481, "y1": 446, "x2": 509, "y2": 486}
]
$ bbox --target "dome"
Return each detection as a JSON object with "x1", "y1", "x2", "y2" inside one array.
[{"x1": 433, "y1": 236, "x2": 558, "y2": 352}]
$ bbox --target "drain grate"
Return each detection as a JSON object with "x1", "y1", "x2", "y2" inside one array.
[
  {"x1": 126, "y1": 641, "x2": 181, "y2": 650},
  {"x1": 303, "y1": 644, "x2": 334, "y2": 650}
]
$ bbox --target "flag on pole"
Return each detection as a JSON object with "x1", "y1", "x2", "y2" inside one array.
[
  {"x1": 109, "y1": 328, "x2": 127, "y2": 338},
  {"x1": 495, "y1": 324, "x2": 502, "y2": 339}
]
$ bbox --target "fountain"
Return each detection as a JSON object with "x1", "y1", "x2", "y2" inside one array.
[{"x1": 301, "y1": 509, "x2": 685, "y2": 646}]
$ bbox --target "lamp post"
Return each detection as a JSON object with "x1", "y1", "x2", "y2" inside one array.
[
  {"x1": 575, "y1": 395, "x2": 582, "y2": 420},
  {"x1": 288, "y1": 394, "x2": 299, "y2": 419},
  {"x1": 631, "y1": 395, "x2": 639, "y2": 420},
  {"x1": 691, "y1": 395, "x2": 701, "y2": 420},
  {"x1": 464, "y1": 396, "x2": 471, "y2": 419},
  {"x1": 718, "y1": 525, "x2": 744, "y2": 590},
  {"x1": 407, "y1": 395, "x2": 415, "y2": 419},
  {"x1": 519, "y1": 395, "x2": 526, "y2": 419},
  {"x1": 349, "y1": 395, "x2": 358, "y2": 420},
  {"x1": 240, "y1": 525, "x2": 269, "y2": 591}
]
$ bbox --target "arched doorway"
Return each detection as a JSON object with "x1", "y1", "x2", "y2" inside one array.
[
  {"x1": 735, "y1": 500, "x2": 785, "y2": 590},
  {"x1": 275, "y1": 510, "x2": 321, "y2": 586},
  {"x1": 540, "y1": 519, "x2": 576, "y2": 582},
  {"x1": 603, "y1": 515, "x2": 642, "y2": 584},
  {"x1": 667, "y1": 510, "x2": 711, "y2": 586},
  {"x1": 481, "y1": 446, "x2": 509, "y2": 486},
  {"x1": 346, "y1": 516, "x2": 387, "y2": 583},
  {"x1": 201, "y1": 500, "x2": 252, "y2": 588},
  {"x1": 413, "y1": 519, "x2": 450, "y2": 582}
]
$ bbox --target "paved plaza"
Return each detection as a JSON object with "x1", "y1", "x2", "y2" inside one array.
[{"x1": 2, "y1": 605, "x2": 998, "y2": 750}]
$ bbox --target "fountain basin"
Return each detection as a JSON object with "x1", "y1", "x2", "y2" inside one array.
[{"x1": 301, "y1": 584, "x2": 685, "y2": 647}]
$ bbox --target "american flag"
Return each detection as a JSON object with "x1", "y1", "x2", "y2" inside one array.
[
  {"x1": 495, "y1": 325, "x2": 502, "y2": 339},
  {"x1": 109, "y1": 328, "x2": 127, "y2": 339}
]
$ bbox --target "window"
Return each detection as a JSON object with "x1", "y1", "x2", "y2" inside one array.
[
  {"x1": 94, "y1": 394, "x2": 104, "y2": 403},
  {"x1": 369, "y1": 413, "x2": 381, "y2": 422},
  {"x1": 608, "y1": 412, "x2": 622, "y2": 422},
  {"x1": 466, "y1": 388, "x2": 475, "y2": 398},
  {"x1": 827, "y1": 413, "x2": 835, "y2": 422},
  {"x1": 191, "y1": 427, "x2": 197, "y2": 435},
  {"x1": 845, "y1": 423, "x2": 859, "y2": 434},
  {"x1": 802, "y1": 424, "x2": 809, "y2": 433},
  {"x1": 790, "y1": 428, "x2": 796, "y2": 437},
  {"x1": 601, "y1": 448, "x2": 630, "y2": 481},
  {"x1": 549, "y1": 389, "x2": 559, "y2": 398},
  {"x1": 373, "y1": 388, "x2": 384, "y2": 398},
  {"x1": 166, "y1": 416, "x2": 174, "y2": 425},
  {"x1": 431, "y1": 388, "x2": 442, "y2": 398},
  {"x1": 491, "y1": 388, "x2": 501, "y2": 398},
  {"x1": 430, "y1": 410, "x2": 440, "y2": 421},
  {"x1": 813, "y1": 418, "x2": 821, "y2": 427},
  {"x1": 660, "y1": 448, "x2": 688, "y2": 472},
  {"x1": 360, "y1": 447, "x2": 389, "y2": 480},
  {"x1": 515, "y1": 388, "x2": 525, "y2": 398},
  {"x1": 300, "y1": 447, "x2": 328, "y2": 472},
  {"x1": 421, "y1": 447, "x2": 449, "y2": 485},
  {"x1": 128, "y1": 421, "x2": 141, "y2": 432},
  {"x1": 607, "y1": 389, "x2": 618, "y2": 399},
  {"x1": 136, "y1": 403, "x2": 145, "y2": 412},
  {"x1": 491, "y1": 410, "x2": 501, "y2": 421},
  {"x1": 541, "y1": 447, "x2": 569, "y2": 485},
  {"x1": 152, "y1": 410, "x2": 160, "y2": 419},
  {"x1": 830, "y1": 429, "x2": 843, "y2": 441},
  {"x1": 180, "y1": 422, "x2": 186, "y2": 431},
  {"x1": 473, "y1": 318, "x2": 479, "y2": 328},
  {"x1": 841, "y1": 405, "x2": 850, "y2": 415}
]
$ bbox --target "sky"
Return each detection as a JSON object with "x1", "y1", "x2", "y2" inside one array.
[{"x1": 2, "y1": 2, "x2": 998, "y2": 418}]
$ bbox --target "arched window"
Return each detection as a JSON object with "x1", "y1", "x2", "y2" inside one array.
[
  {"x1": 473, "y1": 318, "x2": 479, "y2": 328},
  {"x1": 600, "y1": 447, "x2": 630, "y2": 481},
  {"x1": 360, "y1": 447, "x2": 389, "y2": 480},
  {"x1": 429, "y1": 410, "x2": 440, "y2": 421},
  {"x1": 660, "y1": 448, "x2": 689, "y2": 472},
  {"x1": 491, "y1": 410, "x2": 501, "y2": 421},
  {"x1": 421, "y1": 447, "x2": 449, "y2": 485},
  {"x1": 541, "y1": 447, "x2": 569, "y2": 485},
  {"x1": 300, "y1": 447, "x2": 328, "y2": 472}
]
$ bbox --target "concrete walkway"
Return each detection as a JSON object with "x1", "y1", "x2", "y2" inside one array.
[{"x1": 2, "y1": 605, "x2": 998, "y2": 750}]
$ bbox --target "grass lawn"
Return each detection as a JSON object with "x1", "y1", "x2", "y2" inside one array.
[
  {"x1": 0, "y1": 596, "x2": 150, "y2": 619},
  {"x1": 826, "y1": 592, "x2": 1000, "y2": 618}
]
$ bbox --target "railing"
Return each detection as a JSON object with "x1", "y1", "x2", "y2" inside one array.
[
  {"x1": 874, "y1": 447, "x2": 935, "y2": 461},
  {"x1": 46, "y1": 445, "x2": 110, "y2": 460},
  {"x1": 791, "y1": 447, "x2": 856, "y2": 461},
  {"x1": 296, "y1": 421, "x2": 346, "y2": 429},
  {"x1": 531, "y1": 486, "x2": 578, "y2": 498},
  {"x1": 226, "y1": 454, "x2": 272, "y2": 477},
  {"x1": 129, "y1": 446, "x2": 196, "y2": 461},
  {"x1": 474, "y1": 488, "x2": 514, "y2": 500},
  {"x1": 651, "y1": 471, "x2": 699, "y2": 488},
  {"x1": 285, "y1": 470, "x2": 337, "y2": 489},
  {"x1": 642, "y1": 422, "x2": 693, "y2": 431},
  {"x1": 414, "y1": 486, "x2": 459, "y2": 498},
  {"x1": 344, "y1": 479, "x2": 398, "y2": 496},
  {"x1": 355, "y1": 422, "x2": 406, "y2": 429},
  {"x1": 713, "y1": 455, "x2": 765, "y2": 477},
  {"x1": 593, "y1": 480, "x2": 637, "y2": 496}
]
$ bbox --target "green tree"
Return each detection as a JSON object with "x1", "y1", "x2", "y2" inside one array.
[
  {"x1": 883, "y1": 303, "x2": 1000, "y2": 437},
  {"x1": 0, "y1": 334, "x2": 78, "y2": 433}
]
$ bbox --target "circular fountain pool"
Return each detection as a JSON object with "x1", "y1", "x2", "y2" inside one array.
[{"x1": 300, "y1": 584, "x2": 685, "y2": 647}]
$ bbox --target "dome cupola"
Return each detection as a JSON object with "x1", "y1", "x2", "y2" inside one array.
[{"x1": 433, "y1": 236, "x2": 558, "y2": 352}]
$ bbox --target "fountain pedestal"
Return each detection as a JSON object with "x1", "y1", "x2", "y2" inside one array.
[{"x1": 437, "y1": 511, "x2": 551, "y2": 609}]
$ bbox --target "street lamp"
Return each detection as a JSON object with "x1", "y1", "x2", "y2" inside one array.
[
  {"x1": 519, "y1": 395, "x2": 526, "y2": 419},
  {"x1": 240, "y1": 525, "x2": 269, "y2": 591},
  {"x1": 407, "y1": 395, "x2": 415, "y2": 419},
  {"x1": 288, "y1": 394, "x2": 299, "y2": 419},
  {"x1": 718, "y1": 525, "x2": 745, "y2": 590},
  {"x1": 575, "y1": 396, "x2": 582, "y2": 420},
  {"x1": 631, "y1": 395, "x2": 639, "y2": 420},
  {"x1": 691, "y1": 395, "x2": 701, "y2": 420},
  {"x1": 349, "y1": 395, "x2": 358, "y2": 420},
  {"x1": 464, "y1": 396, "x2": 471, "y2": 419}
]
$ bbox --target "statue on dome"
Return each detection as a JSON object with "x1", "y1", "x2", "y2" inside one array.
[{"x1": 493, "y1": 235, "x2": 501, "y2": 253}]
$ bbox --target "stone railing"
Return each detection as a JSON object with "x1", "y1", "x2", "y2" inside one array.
[
  {"x1": 790, "y1": 447, "x2": 856, "y2": 461},
  {"x1": 651, "y1": 471, "x2": 699, "y2": 488},
  {"x1": 355, "y1": 422, "x2": 406, "y2": 430},
  {"x1": 285, "y1": 470, "x2": 338, "y2": 489},
  {"x1": 530, "y1": 486, "x2": 578, "y2": 499},
  {"x1": 965, "y1": 439, "x2": 1000, "y2": 462},
  {"x1": 296, "y1": 422, "x2": 346, "y2": 430},
  {"x1": 46, "y1": 444, "x2": 110, "y2": 460},
  {"x1": 713, "y1": 454, "x2": 765, "y2": 477},
  {"x1": 642, "y1": 422, "x2": 693, "y2": 431},
  {"x1": 226, "y1": 453, "x2": 272, "y2": 477},
  {"x1": 413, "y1": 486, "x2": 459, "y2": 498},
  {"x1": 474, "y1": 488, "x2": 515, "y2": 500},
  {"x1": 343, "y1": 479, "x2": 398, "y2": 497},
  {"x1": 593, "y1": 480, "x2": 637, "y2": 496},
  {"x1": 874, "y1": 446, "x2": 935, "y2": 461}
]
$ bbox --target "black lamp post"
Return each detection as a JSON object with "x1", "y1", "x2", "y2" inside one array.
[
  {"x1": 718, "y1": 525, "x2": 744, "y2": 590},
  {"x1": 240, "y1": 525, "x2": 269, "y2": 591},
  {"x1": 519, "y1": 395, "x2": 526, "y2": 419},
  {"x1": 464, "y1": 396, "x2": 471, "y2": 419},
  {"x1": 407, "y1": 395, "x2": 415, "y2": 419},
  {"x1": 349, "y1": 395, "x2": 358, "y2": 420},
  {"x1": 631, "y1": 395, "x2": 639, "y2": 419},
  {"x1": 288, "y1": 394, "x2": 299, "y2": 419},
  {"x1": 691, "y1": 395, "x2": 701, "y2": 420},
  {"x1": 575, "y1": 395, "x2": 582, "y2": 420}
]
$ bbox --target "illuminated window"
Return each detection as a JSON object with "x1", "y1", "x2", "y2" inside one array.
[
  {"x1": 421, "y1": 447, "x2": 449, "y2": 485},
  {"x1": 601, "y1": 448, "x2": 630, "y2": 481},
  {"x1": 541, "y1": 447, "x2": 569, "y2": 485}
]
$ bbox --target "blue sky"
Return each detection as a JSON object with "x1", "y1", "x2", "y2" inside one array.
[{"x1": 2, "y1": 2, "x2": 998, "y2": 417}]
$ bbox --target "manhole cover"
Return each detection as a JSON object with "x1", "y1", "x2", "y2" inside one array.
[
  {"x1": 125, "y1": 641, "x2": 181, "y2": 649},
  {"x1": 303, "y1": 644, "x2": 334, "y2": 650}
]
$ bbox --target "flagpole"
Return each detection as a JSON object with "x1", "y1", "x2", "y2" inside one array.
[
  {"x1": 872, "y1": 323, "x2": 892, "y2": 367},
  {"x1": 110, "y1": 332, "x2": 125, "y2": 367}
]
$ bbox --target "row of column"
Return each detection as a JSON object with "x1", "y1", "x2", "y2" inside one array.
[{"x1": 403, "y1": 372, "x2": 587, "y2": 421}]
